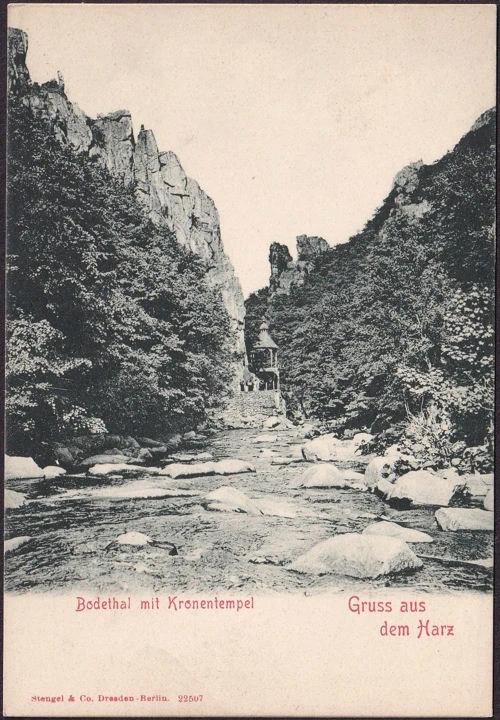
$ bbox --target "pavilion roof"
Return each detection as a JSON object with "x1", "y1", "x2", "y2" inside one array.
[{"x1": 254, "y1": 321, "x2": 278, "y2": 350}]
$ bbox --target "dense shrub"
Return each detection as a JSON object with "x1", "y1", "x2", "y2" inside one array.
[
  {"x1": 7, "y1": 96, "x2": 234, "y2": 453},
  {"x1": 245, "y1": 109, "x2": 495, "y2": 461}
]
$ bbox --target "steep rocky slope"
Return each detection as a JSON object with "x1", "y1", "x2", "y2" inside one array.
[
  {"x1": 245, "y1": 108, "x2": 495, "y2": 460},
  {"x1": 8, "y1": 27, "x2": 246, "y2": 378},
  {"x1": 269, "y1": 234, "x2": 330, "y2": 294}
]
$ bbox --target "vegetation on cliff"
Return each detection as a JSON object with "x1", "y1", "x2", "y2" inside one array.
[
  {"x1": 246, "y1": 110, "x2": 495, "y2": 469},
  {"x1": 7, "y1": 97, "x2": 234, "y2": 453}
]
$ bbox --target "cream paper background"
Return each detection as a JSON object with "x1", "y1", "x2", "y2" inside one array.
[
  {"x1": 3, "y1": 593, "x2": 493, "y2": 716},
  {"x1": 4, "y1": 3, "x2": 495, "y2": 717}
]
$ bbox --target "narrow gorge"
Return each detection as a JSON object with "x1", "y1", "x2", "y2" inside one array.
[{"x1": 8, "y1": 28, "x2": 246, "y2": 383}]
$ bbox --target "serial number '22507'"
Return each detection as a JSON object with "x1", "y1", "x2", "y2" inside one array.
[{"x1": 178, "y1": 695, "x2": 203, "y2": 703}]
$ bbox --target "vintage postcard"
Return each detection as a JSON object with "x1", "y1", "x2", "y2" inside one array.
[{"x1": 4, "y1": 3, "x2": 495, "y2": 716}]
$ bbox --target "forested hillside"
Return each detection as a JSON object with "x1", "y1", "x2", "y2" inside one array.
[
  {"x1": 246, "y1": 109, "x2": 495, "y2": 468},
  {"x1": 7, "y1": 96, "x2": 234, "y2": 454}
]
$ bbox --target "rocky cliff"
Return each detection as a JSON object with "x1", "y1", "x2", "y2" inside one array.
[
  {"x1": 8, "y1": 27, "x2": 246, "y2": 380},
  {"x1": 247, "y1": 107, "x2": 495, "y2": 447},
  {"x1": 269, "y1": 234, "x2": 330, "y2": 294}
]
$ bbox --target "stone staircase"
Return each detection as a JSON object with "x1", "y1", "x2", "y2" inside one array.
[{"x1": 217, "y1": 390, "x2": 286, "y2": 428}]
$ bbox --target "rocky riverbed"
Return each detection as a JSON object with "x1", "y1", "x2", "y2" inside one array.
[{"x1": 4, "y1": 427, "x2": 494, "y2": 595}]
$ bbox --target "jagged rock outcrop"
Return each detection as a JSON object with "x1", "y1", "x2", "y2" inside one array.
[
  {"x1": 89, "y1": 110, "x2": 135, "y2": 184},
  {"x1": 7, "y1": 28, "x2": 30, "y2": 94},
  {"x1": 296, "y1": 234, "x2": 329, "y2": 259},
  {"x1": 470, "y1": 107, "x2": 495, "y2": 133},
  {"x1": 269, "y1": 243, "x2": 293, "y2": 292},
  {"x1": 392, "y1": 160, "x2": 423, "y2": 196},
  {"x1": 390, "y1": 160, "x2": 432, "y2": 220},
  {"x1": 246, "y1": 104, "x2": 494, "y2": 447},
  {"x1": 269, "y1": 234, "x2": 330, "y2": 295},
  {"x1": 8, "y1": 27, "x2": 246, "y2": 380}
]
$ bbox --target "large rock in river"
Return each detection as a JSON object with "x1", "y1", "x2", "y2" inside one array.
[
  {"x1": 254, "y1": 433, "x2": 278, "y2": 444},
  {"x1": 364, "y1": 456, "x2": 397, "y2": 490},
  {"x1": 263, "y1": 416, "x2": 281, "y2": 429},
  {"x1": 388, "y1": 470, "x2": 463, "y2": 507},
  {"x1": 352, "y1": 432, "x2": 374, "y2": 447},
  {"x1": 289, "y1": 533, "x2": 423, "y2": 578},
  {"x1": 53, "y1": 446, "x2": 75, "y2": 467},
  {"x1": 212, "y1": 459, "x2": 256, "y2": 475},
  {"x1": 159, "y1": 457, "x2": 255, "y2": 479},
  {"x1": 203, "y1": 487, "x2": 263, "y2": 515},
  {"x1": 435, "y1": 508, "x2": 494, "y2": 532},
  {"x1": 163, "y1": 462, "x2": 215, "y2": 479},
  {"x1": 483, "y1": 488, "x2": 494, "y2": 511},
  {"x1": 116, "y1": 531, "x2": 152, "y2": 546},
  {"x1": 343, "y1": 469, "x2": 365, "y2": 483},
  {"x1": 5, "y1": 536, "x2": 32, "y2": 553},
  {"x1": 5, "y1": 490, "x2": 27, "y2": 509},
  {"x1": 170, "y1": 452, "x2": 214, "y2": 463},
  {"x1": 88, "y1": 463, "x2": 150, "y2": 476},
  {"x1": 42, "y1": 466, "x2": 67, "y2": 479},
  {"x1": 301, "y1": 464, "x2": 349, "y2": 488},
  {"x1": 108, "y1": 531, "x2": 177, "y2": 554},
  {"x1": 5, "y1": 455, "x2": 44, "y2": 480},
  {"x1": 301, "y1": 434, "x2": 355, "y2": 462},
  {"x1": 363, "y1": 521, "x2": 433, "y2": 543},
  {"x1": 271, "y1": 456, "x2": 295, "y2": 466},
  {"x1": 80, "y1": 453, "x2": 135, "y2": 468},
  {"x1": 463, "y1": 472, "x2": 494, "y2": 498}
]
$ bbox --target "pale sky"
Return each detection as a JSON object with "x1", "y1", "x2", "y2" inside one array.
[{"x1": 9, "y1": 3, "x2": 496, "y2": 297}]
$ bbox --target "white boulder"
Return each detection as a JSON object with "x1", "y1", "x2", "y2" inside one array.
[
  {"x1": 42, "y1": 466, "x2": 67, "y2": 479},
  {"x1": 301, "y1": 422, "x2": 317, "y2": 436},
  {"x1": 388, "y1": 470, "x2": 463, "y2": 507},
  {"x1": 290, "y1": 445, "x2": 306, "y2": 461},
  {"x1": 263, "y1": 416, "x2": 281, "y2": 429},
  {"x1": 376, "y1": 478, "x2": 397, "y2": 500},
  {"x1": 301, "y1": 463, "x2": 348, "y2": 488},
  {"x1": 343, "y1": 469, "x2": 365, "y2": 482},
  {"x1": 364, "y1": 456, "x2": 396, "y2": 490},
  {"x1": 289, "y1": 533, "x2": 422, "y2": 578},
  {"x1": 271, "y1": 456, "x2": 295, "y2": 466},
  {"x1": 438, "y1": 467, "x2": 461, "y2": 481},
  {"x1": 5, "y1": 536, "x2": 31, "y2": 553},
  {"x1": 254, "y1": 433, "x2": 278, "y2": 444},
  {"x1": 385, "y1": 444, "x2": 402, "y2": 459},
  {"x1": 88, "y1": 463, "x2": 148, "y2": 476},
  {"x1": 331, "y1": 442, "x2": 363, "y2": 462},
  {"x1": 302, "y1": 433, "x2": 346, "y2": 462},
  {"x1": 362, "y1": 521, "x2": 433, "y2": 543},
  {"x1": 5, "y1": 490, "x2": 27, "y2": 509},
  {"x1": 463, "y1": 473, "x2": 493, "y2": 498},
  {"x1": 170, "y1": 452, "x2": 214, "y2": 462},
  {"x1": 5, "y1": 455, "x2": 44, "y2": 480},
  {"x1": 212, "y1": 459, "x2": 256, "y2": 475},
  {"x1": 352, "y1": 432, "x2": 374, "y2": 447},
  {"x1": 111, "y1": 531, "x2": 177, "y2": 555},
  {"x1": 204, "y1": 487, "x2": 263, "y2": 515},
  {"x1": 163, "y1": 462, "x2": 215, "y2": 479},
  {"x1": 49, "y1": 482, "x2": 198, "y2": 502},
  {"x1": 484, "y1": 488, "x2": 494, "y2": 511},
  {"x1": 116, "y1": 531, "x2": 152, "y2": 546},
  {"x1": 435, "y1": 508, "x2": 494, "y2": 532}
]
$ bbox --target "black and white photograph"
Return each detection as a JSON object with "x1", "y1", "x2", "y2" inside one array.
[{"x1": 4, "y1": 3, "x2": 495, "y2": 716}]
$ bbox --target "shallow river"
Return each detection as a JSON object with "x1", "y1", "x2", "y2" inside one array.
[{"x1": 5, "y1": 428, "x2": 493, "y2": 595}]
